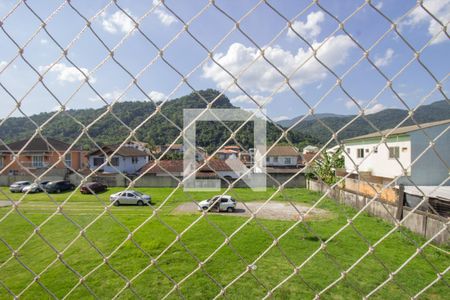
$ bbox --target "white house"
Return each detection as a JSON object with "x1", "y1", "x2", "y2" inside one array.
[
  {"x1": 265, "y1": 145, "x2": 301, "y2": 168},
  {"x1": 343, "y1": 119, "x2": 450, "y2": 186},
  {"x1": 88, "y1": 144, "x2": 149, "y2": 174}
]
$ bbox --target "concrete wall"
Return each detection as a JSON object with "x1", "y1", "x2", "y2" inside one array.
[
  {"x1": 344, "y1": 137, "x2": 411, "y2": 178},
  {"x1": 307, "y1": 180, "x2": 448, "y2": 244},
  {"x1": 405, "y1": 124, "x2": 450, "y2": 186},
  {"x1": 0, "y1": 175, "x2": 65, "y2": 186}
]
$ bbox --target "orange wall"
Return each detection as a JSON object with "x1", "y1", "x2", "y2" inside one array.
[{"x1": 0, "y1": 151, "x2": 84, "y2": 175}]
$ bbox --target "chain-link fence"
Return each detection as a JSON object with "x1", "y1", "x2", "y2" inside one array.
[{"x1": 0, "y1": 0, "x2": 449, "y2": 299}]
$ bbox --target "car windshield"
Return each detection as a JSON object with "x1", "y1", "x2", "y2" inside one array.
[{"x1": 134, "y1": 191, "x2": 143, "y2": 196}]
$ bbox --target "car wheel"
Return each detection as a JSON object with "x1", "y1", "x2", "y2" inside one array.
[
  {"x1": 227, "y1": 207, "x2": 234, "y2": 213},
  {"x1": 137, "y1": 200, "x2": 144, "y2": 206},
  {"x1": 114, "y1": 201, "x2": 120, "y2": 206}
]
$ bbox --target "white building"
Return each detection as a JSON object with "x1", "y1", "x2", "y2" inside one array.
[
  {"x1": 265, "y1": 145, "x2": 301, "y2": 168},
  {"x1": 343, "y1": 119, "x2": 450, "y2": 185},
  {"x1": 88, "y1": 144, "x2": 149, "y2": 174}
]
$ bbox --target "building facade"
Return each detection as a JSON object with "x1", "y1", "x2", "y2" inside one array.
[
  {"x1": 343, "y1": 119, "x2": 450, "y2": 186},
  {"x1": 0, "y1": 137, "x2": 84, "y2": 175}
]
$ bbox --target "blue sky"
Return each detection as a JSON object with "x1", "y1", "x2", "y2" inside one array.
[{"x1": 0, "y1": 0, "x2": 448, "y2": 122}]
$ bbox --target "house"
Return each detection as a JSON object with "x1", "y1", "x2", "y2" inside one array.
[
  {"x1": 155, "y1": 144, "x2": 207, "y2": 160},
  {"x1": 264, "y1": 145, "x2": 301, "y2": 168},
  {"x1": 123, "y1": 141, "x2": 151, "y2": 154},
  {"x1": 0, "y1": 137, "x2": 85, "y2": 175},
  {"x1": 215, "y1": 145, "x2": 240, "y2": 160},
  {"x1": 88, "y1": 144, "x2": 149, "y2": 174},
  {"x1": 343, "y1": 119, "x2": 450, "y2": 186},
  {"x1": 139, "y1": 159, "x2": 239, "y2": 179}
]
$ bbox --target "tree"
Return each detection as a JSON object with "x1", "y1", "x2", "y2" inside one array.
[{"x1": 310, "y1": 149, "x2": 344, "y2": 185}]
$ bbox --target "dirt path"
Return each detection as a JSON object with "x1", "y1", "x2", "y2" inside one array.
[{"x1": 173, "y1": 201, "x2": 331, "y2": 221}]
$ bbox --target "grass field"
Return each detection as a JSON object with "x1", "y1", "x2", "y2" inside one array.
[{"x1": 0, "y1": 187, "x2": 448, "y2": 299}]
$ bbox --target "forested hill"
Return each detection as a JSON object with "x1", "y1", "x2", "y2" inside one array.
[
  {"x1": 279, "y1": 100, "x2": 450, "y2": 145},
  {"x1": 0, "y1": 89, "x2": 317, "y2": 152}
]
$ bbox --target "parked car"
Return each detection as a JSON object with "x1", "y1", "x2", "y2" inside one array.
[
  {"x1": 22, "y1": 181, "x2": 50, "y2": 193},
  {"x1": 80, "y1": 182, "x2": 107, "y2": 194},
  {"x1": 198, "y1": 195, "x2": 236, "y2": 212},
  {"x1": 45, "y1": 181, "x2": 75, "y2": 193},
  {"x1": 9, "y1": 181, "x2": 32, "y2": 193},
  {"x1": 110, "y1": 190, "x2": 151, "y2": 206}
]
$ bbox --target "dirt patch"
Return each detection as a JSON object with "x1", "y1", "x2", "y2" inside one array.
[{"x1": 172, "y1": 201, "x2": 331, "y2": 221}]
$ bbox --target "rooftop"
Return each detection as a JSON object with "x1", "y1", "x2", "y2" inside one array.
[
  {"x1": 89, "y1": 145, "x2": 148, "y2": 157},
  {"x1": 345, "y1": 119, "x2": 450, "y2": 142},
  {"x1": 267, "y1": 145, "x2": 300, "y2": 156},
  {"x1": 0, "y1": 137, "x2": 79, "y2": 152}
]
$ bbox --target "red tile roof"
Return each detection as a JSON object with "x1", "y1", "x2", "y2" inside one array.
[{"x1": 0, "y1": 137, "x2": 80, "y2": 152}]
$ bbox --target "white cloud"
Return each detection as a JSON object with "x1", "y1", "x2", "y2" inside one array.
[
  {"x1": 40, "y1": 63, "x2": 95, "y2": 84},
  {"x1": 101, "y1": 10, "x2": 135, "y2": 34},
  {"x1": 40, "y1": 38, "x2": 48, "y2": 44},
  {"x1": 89, "y1": 90, "x2": 122, "y2": 102},
  {"x1": 374, "y1": 1, "x2": 383, "y2": 10},
  {"x1": 148, "y1": 90, "x2": 166, "y2": 102},
  {"x1": 365, "y1": 103, "x2": 386, "y2": 114},
  {"x1": 152, "y1": 0, "x2": 177, "y2": 26},
  {"x1": 345, "y1": 99, "x2": 364, "y2": 109},
  {"x1": 403, "y1": 0, "x2": 450, "y2": 44},
  {"x1": 374, "y1": 48, "x2": 394, "y2": 67},
  {"x1": 272, "y1": 115, "x2": 290, "y2": 122},
  {"x1": 345, "y1": 99, "x2": 386, "y2": 114},
  {"x1": 203, "y1": 35, "x2": 355, "y2": 94},
  {"x1": 0, "y1": 60, "x2": 7, "y2": 71},
  {"x1": 230, "y1": 94, "x2": 267, "y2": 105},
  {"x1": 287, "y1": 11, "x2": 325, "y2": 40}
]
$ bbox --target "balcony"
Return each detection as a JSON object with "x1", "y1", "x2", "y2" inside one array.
[{"x1": 19, "y1": 161, "x2": 50, "y2": 169}]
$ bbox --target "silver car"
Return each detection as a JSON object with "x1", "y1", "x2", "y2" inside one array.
[
  {"x1": 22, "y1": 181, "x2": 50, "y2": 193},
  {"x1": 9, "y1": 181, "x2": 32, "y2": 193},
  {"x1": 110, "y1": 190, "x2": 151, "y2": 206}
]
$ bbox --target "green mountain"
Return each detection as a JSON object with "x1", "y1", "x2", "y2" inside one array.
[
  {"x1": 277, "y1": 113, "x2": 346, "y2": 128},
  {"x1": 0, "y1": 89, "x2": 318, "y2": 152},
  {"x1": 280, "y1": 100, "x2": 450, "y2": 145}
]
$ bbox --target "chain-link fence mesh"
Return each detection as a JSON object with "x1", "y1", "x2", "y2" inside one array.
[{"x1": 0, "y1": 0, "x2": 449, "y2": 299}]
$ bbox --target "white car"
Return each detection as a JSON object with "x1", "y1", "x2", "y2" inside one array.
[
  {"x1": 9, "y1": 181, "x2": 32, "y2": 193},
  {"x1": 22, "y1": 181, "x2": 50, "y2": 193},
  {"x1": 110, "y1": 190, "x2": 151, "y2": 206},
  {"x1": 198, "y1": 195, "x2": 236, "y2": 212}
]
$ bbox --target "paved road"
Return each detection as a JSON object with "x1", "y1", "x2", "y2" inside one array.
[{"x1": 0, "y1": 200, "x2": 14, "y2": 207}]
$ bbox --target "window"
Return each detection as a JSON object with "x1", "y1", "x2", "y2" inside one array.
[
  {"x1": 389, "y1": 147, "x2": 400, "y2": 159},
  {"x1": 0, "y1": 157, "x2": 3, "y2": 168},
  {"x1": 273, "y1": 156, "x2": 278, "y2": 163},
  {"x1": 221, "y1": 198, "x2": 228, "y2": 203},
  {"x1": 132, "y1": 157, "x2": 138, "y2": 164},
  {"x1": 93, "y1": 157, "x2": 104, "y2": 166},
  {"x1": 373, "y1": 146, "x2": 378, "y2": 153},
  {"x1": 284, "y1": 158, "x2": 292, "y2": 164},
  {"x1": 65, "y1": 153, "x2": 72, "y2": 167},
  {"x1": 110, "y1": 157, "x2": 120, "y2": 166},
  {"x1": 357, "y1": 148, "x2": 364, "y2": 158},
  {"x1": 346, "y1": 148, "x2": 350, "y2": 154},
  {"x1": 32, "y1": 156, "x2": 44, "y2": 168}
]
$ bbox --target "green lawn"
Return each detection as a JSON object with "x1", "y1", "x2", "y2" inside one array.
[{"x1": 0, "y1": 187, "x2": 448, "y2": 299}]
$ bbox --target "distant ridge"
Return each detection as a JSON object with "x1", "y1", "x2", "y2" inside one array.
[{"x1": 278, "y1": 100, "x2": 450, "y2": 144}]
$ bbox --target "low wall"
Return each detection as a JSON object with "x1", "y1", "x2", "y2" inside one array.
[
  {"x1": 343, "y1": 178, "x2": 397, "y2": 204},
  {"x1": 0, "y1": 175, "x2": 64, "y2": 186},
  {"x1": 307, "y1": 180, "x2": 448, "y2": 245}
]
